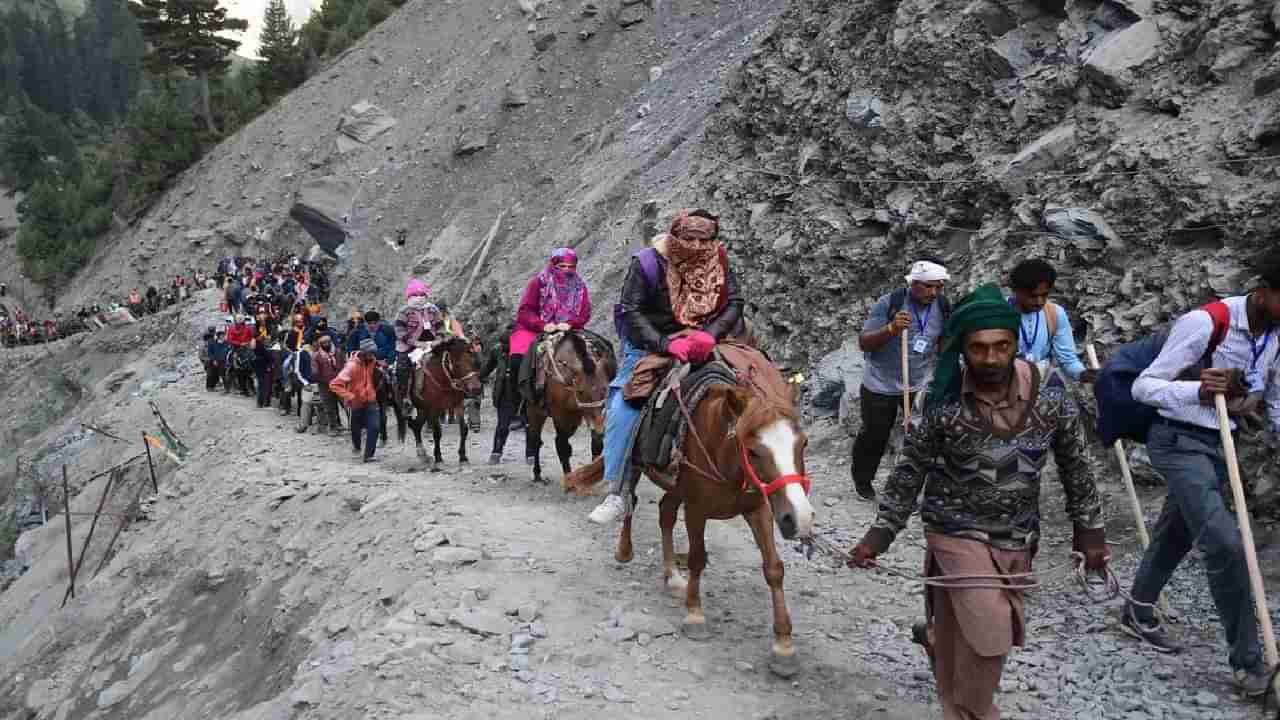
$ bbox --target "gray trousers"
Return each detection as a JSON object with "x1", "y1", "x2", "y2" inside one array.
[{"x1": 1129, "y1": 421, "x2": 1263, "y2": 670}]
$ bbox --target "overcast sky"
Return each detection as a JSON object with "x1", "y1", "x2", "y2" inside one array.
[{"x1": 224, "y1": 0, "x2": 319, "y2": 58}]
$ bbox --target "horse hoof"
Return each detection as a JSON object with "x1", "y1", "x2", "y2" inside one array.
[
  {"x1": 682, "y1": 619, "x2": 711, "y2": 641},
  {"x1": 665, "y1": 574, "x2": 688, "y2": 597},
  {"x1": 768, "y1": 652, "x2": 800, "y2": 679},
  {"x1": 525, "y1": 457, "x2": 536, "y2": 467},
  {"x1": 615, "y1": 548, "x2": 633, "y2": 564},
  {"x1": 459, "y1": 458, "x2": 469, "y2": 465},
  {"x1": 430, "y1": 462, "x2": 443, "y2": 473}
]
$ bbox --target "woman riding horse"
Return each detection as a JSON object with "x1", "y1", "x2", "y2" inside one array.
[{"x1": 507, "y1": 247, "x2": 592, "y2": 462}]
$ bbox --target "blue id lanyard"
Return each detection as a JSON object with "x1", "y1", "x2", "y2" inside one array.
[
  {"x1": 1249, "y1": 331, "x2": 1273, "y2": 371},
  {"x1": 1020, "y1": 311, "x2": 1040, "y2": 357},
  {"x1": 912, "y1": 302, "x2": 932, "y2": 335}
]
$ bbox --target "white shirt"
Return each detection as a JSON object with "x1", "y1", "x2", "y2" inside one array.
[{"x1": 1133, "y1": 295, "x2": 1280, "y2": 432}]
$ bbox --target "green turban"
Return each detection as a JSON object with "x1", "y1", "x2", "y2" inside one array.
[{"x1": 927, "y1": 284, "x2": 1021, "y2": 408}]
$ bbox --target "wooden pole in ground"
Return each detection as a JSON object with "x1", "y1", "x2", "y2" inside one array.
[
  {"x1": 1215, "y1": 392, "x2": 1278, "y2": 669},
  {"x1": 901, "y1": 330, "x2": 910, "y2": 431},
  {"x1": 141, "y1": 433, "x2": 158, "y2": 494},
  {"x1": 62, "y1": 468, "x2": 116, "y2": 608},
  {"x1": 1086, "y1": 344, "x2": 1169, "y2": 614},
  {"x1": 61, "y1": 465, "x2": 74, "y2": 601}
]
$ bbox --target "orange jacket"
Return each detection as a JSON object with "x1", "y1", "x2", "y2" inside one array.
[{"x1": 329, "y1": 356, "x2": 378, "y2": 408}]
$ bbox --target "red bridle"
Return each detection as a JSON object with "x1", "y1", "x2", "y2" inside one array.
[{"x1": 737, "y1": 435, "x2": 811, "y2": 498}]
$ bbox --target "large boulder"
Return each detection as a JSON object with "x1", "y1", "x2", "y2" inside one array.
[
  {"x1": 1000, "y1": 122, "x2": 1076, "y2": 193},
  {"x1": 336, "y1": 101, "x2": 398, "y2": 153},
  {"x1": 1083, "y1": 20, "x2": 1161, "y2": 107},
  {"x1": 289, "y1": 176, "x2": 355, "y2": 257}
]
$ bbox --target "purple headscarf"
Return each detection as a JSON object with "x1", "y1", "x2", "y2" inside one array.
[{"x1": 537, "y1": 248, "x2": 587, "y2": 324}]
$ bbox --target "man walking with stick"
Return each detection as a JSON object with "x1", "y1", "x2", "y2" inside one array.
[
  {"x1": 851, "y1": 258, "x2": 951, "y2": 500},
  {"x1": 1123, "y1": 253, "x2": 1280, "y2": 698}
]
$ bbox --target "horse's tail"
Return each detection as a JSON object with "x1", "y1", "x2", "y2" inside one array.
[{"x1": 562, "y1": 456, "x2": 604, "y2": 496}]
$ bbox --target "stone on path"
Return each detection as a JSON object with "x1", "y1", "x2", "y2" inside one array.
[{"x1": 449, "y1": 608, "x2": 513, "y2": 637}]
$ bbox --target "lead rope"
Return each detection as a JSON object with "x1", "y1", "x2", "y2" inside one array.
[{"x1": 801, "y1": 535, "x2": 1167, "y2": 622}]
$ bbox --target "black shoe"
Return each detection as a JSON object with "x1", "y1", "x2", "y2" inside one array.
[
  {"x1": 1234, "y1": 665, "x2": 1272, "y2": 698},
  {"x1": 854, "y1": 477, "x2": 876, "y2": 501},
  {"x1": 1119, "y1": 603, "x2": 1181, "y2": 654}
]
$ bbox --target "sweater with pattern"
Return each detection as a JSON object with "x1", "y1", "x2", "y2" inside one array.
[{"x1": 872, "y1": 364, "x2": 1103, "y2": 551}]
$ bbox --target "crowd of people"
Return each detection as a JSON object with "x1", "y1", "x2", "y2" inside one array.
[
  {"x1": 200, "y1": 253, "x2": 480, "y2": 464},
  {"x1": 0, "y1": 272, "x2": 209, "y2": 347},
  {"x1": 189, "y1": 214, "x2": 1280, "y2": 719}
]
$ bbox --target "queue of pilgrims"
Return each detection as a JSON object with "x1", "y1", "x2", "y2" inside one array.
[
  {"x1": 0, "y1": 272, "x2": 211, "y2": 347},
  {"x1": 197, "y1": 210, "x2": 1280, "y2": 719}
]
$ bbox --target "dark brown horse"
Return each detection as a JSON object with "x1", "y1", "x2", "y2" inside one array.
[
  {"x1": 395, "y1": 337, "x2": 483, "y2": 470},
  {"x1": 615, "y1": 381, "x2": 814, "y2": 677},
  {"x1": 525, "y1": 332, "x2": 616, "y2": 483}
]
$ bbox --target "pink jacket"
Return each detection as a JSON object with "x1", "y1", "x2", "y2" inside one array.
[{"x1": 509, "y1": 276, "x2": 592, "y2": 355}]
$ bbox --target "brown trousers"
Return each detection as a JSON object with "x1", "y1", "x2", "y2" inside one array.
[{"x1": 924, "y1": 534, "x2": 1031, "y2": 720}]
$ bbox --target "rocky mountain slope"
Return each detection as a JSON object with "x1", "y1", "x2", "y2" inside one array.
[
  {"x1": 68, "y1": 0, "x2": 787, "y2": 343},
  {"x1": 6, "y1": 0, "x2": 1280, "y2": 715}
]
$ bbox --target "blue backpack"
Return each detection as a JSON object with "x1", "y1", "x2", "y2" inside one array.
[
  {"x1": 612, "y1": 248, "x2": 662, "y2": 343},
  {"x1": 1093, "y1": 301, "x2": 1230, "y2": 445}
]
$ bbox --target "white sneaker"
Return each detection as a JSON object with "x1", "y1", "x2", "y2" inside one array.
[{"x1": 588, "y1": 494, "x2": 626, "y2": 525}]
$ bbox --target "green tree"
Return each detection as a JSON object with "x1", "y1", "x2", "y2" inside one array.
[
  {"x1": 127, "y1": 0, "x2": 248, "y2": 133},
  {"x1": 256, "y1": 0, "x2": 304, "y2": 100},
  {"x1": 342, "y1": 0, "x2": 369, "y2": 40}
]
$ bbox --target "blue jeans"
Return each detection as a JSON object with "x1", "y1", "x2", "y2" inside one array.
[
  {"x1": 1130, "y1": 422, "x2": 1262, "y2": 670},
  {"x1": 351, "y1": 405, "x2": 382, "y2": 459},
  {"x1": 603, "y1": 340, "x2": 648, "y2": 495}
]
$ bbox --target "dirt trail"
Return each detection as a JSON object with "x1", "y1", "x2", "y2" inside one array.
[{"x1": 0, "y1": 308, "x2": 1266, "y2": 720}]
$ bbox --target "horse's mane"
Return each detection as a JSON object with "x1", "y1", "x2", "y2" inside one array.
[
  {"x1": 733, "y1": 390, "x2": 798, "y2": 442},
  {"x1": 559, "y1": 332, "x2": 597, "y2": 376},
  {"x1": 431, "y1": 336, "x2": 471, "y2": 357}
]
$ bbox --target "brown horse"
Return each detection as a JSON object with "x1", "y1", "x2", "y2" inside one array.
[
  {"x1": 525, "y1": 332, "x2": 616, "y2": 484},
  {"x1": 615, "y1": 382, "x2": 814, "y2": 678},
  {"x1": 395, "y1": 337, "x2": 483, "y2": 470}
]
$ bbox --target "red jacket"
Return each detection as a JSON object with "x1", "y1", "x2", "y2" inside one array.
[
  {"x1": 225, "y1": 323, "x2": 253, "y2": 347},
  {"x1": 329, "y1": 357, "x2": 379, "y2": 408}
]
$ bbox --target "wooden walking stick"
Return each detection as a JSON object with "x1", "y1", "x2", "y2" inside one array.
[
  {"x1": 901, "y1": 329, "x2": 911, "y2": 430},
  {"x1": 1086, "y1": 344, "x2": 1169, "y2": 614},
  {"x1": 1215, "y1": 392, "x2": 1279, "y2": 669}
]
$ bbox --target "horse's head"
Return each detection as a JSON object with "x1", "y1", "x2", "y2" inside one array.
[
  {"x1": 728, "y1": 389, "x2": 814, "y2": 540},
  {"x1": 434, "y1": 337, "x2": 483, "y2": 397},
  {"x1": 549, "y1": 333, "x2": 610, "y2": 429}
]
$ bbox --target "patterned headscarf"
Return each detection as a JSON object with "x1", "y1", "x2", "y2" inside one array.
[
  {"x1": 665, "y1": 210, "x2": 725, "y2": 328},
  {"x1": 537, "y1": 247, "x2": 588, "y2": 324},
  {"x1": 927, "y1": 284, "x2": 1021, "y2": 408}
]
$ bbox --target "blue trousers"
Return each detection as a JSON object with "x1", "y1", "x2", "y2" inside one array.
[
  {"x1": 1130, "y1": 422, "x2": 1262, "y2": 670},
  {"x1": 351, "y1": 405, "x2": 382, "y2": 459},
  {"x1": 603, "y1": 340, "x2": 648, "y2": 495}
]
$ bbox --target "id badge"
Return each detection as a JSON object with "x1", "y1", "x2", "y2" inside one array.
[
  {"x1": 912, "y1": 337, "x2": 929, "y2": 354},
  {"x1": 1247, "y1": 369, "x2": 1265, "y2": 394}
]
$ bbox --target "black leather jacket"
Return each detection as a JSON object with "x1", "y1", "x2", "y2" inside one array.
[{"x1": 619, "y1": 252, "x2": 744, "y2": 354}]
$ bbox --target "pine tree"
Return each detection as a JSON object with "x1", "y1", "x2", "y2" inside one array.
[
  {"x1": 256, "y1": 0, "x2": 303, "y2": 100},
  {"x1": 127, "y1": 0, "x2": 249, "y2": 133}
]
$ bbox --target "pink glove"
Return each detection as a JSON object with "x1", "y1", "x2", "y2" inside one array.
[
  {"x1": 687, "y1": 331, "x2": 716, "y2": 362},
  {"x1": 667, "y1": 337, "x2": 694, "y2": 362}
]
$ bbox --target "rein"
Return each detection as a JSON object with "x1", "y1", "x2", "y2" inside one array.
[
  {"x1": 423, "y1": 348, "x2": 477, "y2": 395},
  {"x1": 544, "y1": 335, "x2": 606, "y2": 410},
  {"x1": 672, "y1": 382, "x2": 811, "y2": 499}
]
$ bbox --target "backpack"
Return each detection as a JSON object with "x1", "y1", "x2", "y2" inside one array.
[
  {"x1": 1093, "y1": 301, "x2": 1230, "y2": 445},
  {"x1": 611, "y1": 248, "x2": 664, "y2": 343}
]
